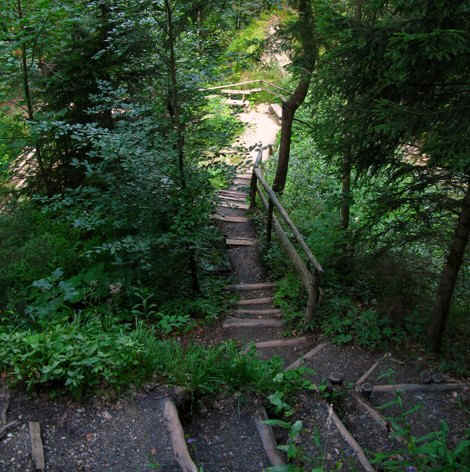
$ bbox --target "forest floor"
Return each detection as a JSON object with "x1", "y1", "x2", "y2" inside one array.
[{"x1": 1, "y1": 100, "x2": 469, "y2": 472}]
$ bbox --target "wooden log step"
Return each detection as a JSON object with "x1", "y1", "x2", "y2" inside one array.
[
  {"x1": 219, "y1": 190, "x2": 249, "y2": 197},
  {"x1": 237, "y1": 297, "x2": 273, "y2": 306},
  {"x1": 253, "y1": 337, "x2": 310, "y2": 350},
  {"x1": 218, "y1": 194, "x2": 248, "y2": 203},
  {"x1": 233, "y1": 179, "x2": 251, "y2": 186},
  {"x1": 217, "y1": 202, "x2": 250, "y2": 210},
  {"x1": 226, "y1": 238, "x2": 257, "y2": 246},
  {"x1": 29, "y1": 422, "x2": 45, "y2": 471},
  {"x1": 233, "y1": 309, "x2": 282, "y2": 317},
  {"x1": 328, "y1": 406, "x2": 375, "y2": 472},
  {"x1": 236, "y1": 174, "x2": 252, "y2": 180},
  {"x1": 372, "y1": 383, "x2": 469, "y2": 393},
  {"x1": 223, "y1": 318, "x2": 284, "y2": 329},
  {"x1": 221, "y1": 88, "x2": 263, "y2": 95},
  {"x1": 163, "y1": 399, "x2": 198, "y2": 472},
  {"x1": 286, "y1": 343, "x2": 328, "y2": 371},
  {"x1": 225, "y1": 99, "x2": 248, "y2": 107},
  {"x1": 227, "y1": 282, "x2": 277, "y2": 291},
  {"x1": 211, "y1": 214, "x2": 250, "y2": 223},
  {"x1": 254, "y1": 408, "x2": 285, "y2": 467}
]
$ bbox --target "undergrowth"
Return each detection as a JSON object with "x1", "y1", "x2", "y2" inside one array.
[{"x1": 0, "y1": 315, "x2": 311, "y2": 400}]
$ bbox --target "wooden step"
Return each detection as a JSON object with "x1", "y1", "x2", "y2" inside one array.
[
  {"x1": 236, "y1": 297, "x2": 273, "y2": 306},
  {"x1": 223, "y1": 318, "x2": 284, "y2": 328},
  {"x1": 217, "y1": 202, "x2": 250, "y2": 210},
  {"x1": 253, "y1": 337, "x2": 310, "y2": 349},
  {"x1": 226, "y1": 238, "x2": 257, "y2": 246},
  {"x1": 225, "y1": 98, "x2": 248, "y2": 107},
  {"x1": 221, "y1": 88, "x2": 263, "y2": 95},
  {"x1": 211, "y1": 214, "x2": 250, "y2": 223},
  {"x1": 233, "y1": 309, "x2": 282, "y2": 317},
  {"x1": 218, "y1": 194, "x2": 248, "y2": 203},
  {"x1": 219, "y1": 190, "x2": 249, "y2": 197},
  {"x1": 227, "y1": 282, "x2": 276, "y2": 291},
  {"x1": 286, "y1": 343, "x2": 328, "y2": 370},
  {"x1": 235, "y1": 174, "x2": 252, "y2": 180}
]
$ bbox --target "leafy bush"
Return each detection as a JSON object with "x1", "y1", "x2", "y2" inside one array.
[
  {"x1": 0, "y1": 206, "x2": 85, "y2": 306},
  {"x1": 0, "y1": 315, "x2": 311, "y2": 398},
  {"x1": 321, "y1": 297, "x2": 405, "y2": 349}
]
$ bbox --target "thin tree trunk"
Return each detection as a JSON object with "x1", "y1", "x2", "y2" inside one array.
[
  {"x1": 341, "y1": 155, "x2": 351, "y2": 229},
  {"x1": 17, "y1": 0, "x2": 51, "y2": 194},
  {"x1": 272, "y1": 0, "x2": 316, "y2": 194},
  {"x1": 165, "y1": 0, "x2": 199, "y2": 293},
  {"x1": 273, "y1": 79, "x2": 311, "y2": 193},
  {"x1": 165, "y1": 0, "x2": 185, "y2": 188},
  {"x1": 429, "y1": 184, "x2": 470, "y2": 352}
]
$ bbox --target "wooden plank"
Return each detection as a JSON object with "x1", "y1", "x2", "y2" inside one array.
[
  {"x1": 254, "y1": 408, "x2": 285, "y2": 466},
  {"x1": 255, "y1": 168, "x2": 323, "y2": 273},
  {"x1": 211, "y1": 214, "x2": 250, "y2": 223},
  {"x1": 257, "y1": 188, "x2": 317, "y2": 321},
  {"x1": 227, "y1": 282, "x2": 276, "y2": 290},
  {"x1": 225, "y1": 98, "x2": 248, "y2": 107},
  {"x1": 217, "y1": 202, "x2": 250, "y2": 210},
  {"x1": 237, "y1": 297, "x2": 273, "y2": 306},
  {"x1": 221, "y1": 88, "x2": 263, "y2": 94},
  {"x1": 372, "y1": 383, "x2": 469, "y2": 393},
  {"x1": 219, "y1": 190, "x2": 249, "y2": 197},
  {"x1": 286, "y1": 343, "x2": 328, "y2": 371},
  {"x1": 163, "y1": 399, "x2": 198, "y2": 472},
  {"x1": 29, "y1": 422, "x2": 45, "y2": 471},
  {"x1": 0, "y1": 384, "x2": 9, "y2": 425},
  {"x1": 226, "y1": 238, "x2": 257, "y2": 246},
  {"x1": 200, "y1": 80, "x2": 262, "y2": 91},
  {"x1": 233, "y1": 309, "x2": 282, "y2": 317},
  {"x1": 0, "y1": 421, "x2": 18, "y2": 440},
  {"x1": 328, "y1": 406, "x2": 376, "y2": 472},
  {"x1": 355, "y1": 353, "x2": 391, "y2": 386},
  {"x1": 223, "y1": 317, "x2": 284, "y2": 328},
  {"x1": 218, "y1": 194, "x2": 248, "y2": 203},
  {"x1": 254, "y1": 337, "x2": 310, "y2": 349}
]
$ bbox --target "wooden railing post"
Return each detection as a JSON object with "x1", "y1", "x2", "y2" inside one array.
[
  {"x1": 267, "y1": 200, "x2": 274, "y2": 246},
  {"x1": 250, "y1": 146, "x2": 263, "y2": 210}
]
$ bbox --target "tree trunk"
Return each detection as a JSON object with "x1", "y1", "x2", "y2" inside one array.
[
  {"x1": 272, "y1": 0, "x2": 316, "y2": 194},
  {"x1": 164, "y1": 0, "x2": 199, "y2": 293},
  {"x1": 165, "y1": 0, "x2": 186, "y2": 188},
  {"x1": 429, "y1": 184, "x2": 470, "y2": 352},
  {"x1": 341, "y1": 155, "x2": 351, "y2": 229},
  {"x1": 273, "y1": 79, "x2": 311, "y2": 193}
]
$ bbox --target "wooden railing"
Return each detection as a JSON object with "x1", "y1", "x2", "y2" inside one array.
[
  {"x1": 250, "y1": 146, "x2": 324, "y2": 322},
  {"x1": 199, "y1": 80, "x2": 289, "y2": 101}
]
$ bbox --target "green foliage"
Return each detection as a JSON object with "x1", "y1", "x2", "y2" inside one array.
[
  {"x1": 0, "y1": 111, "x2": 27, "y2": 181},
  {"x1": 0, "y1": 313, "x2": 311, "y2": 398},
  {"x1": 320, "y1": 299, "x2": 405, "y2": 349},
  {"x1": 0, "y1": 205, "x2": 85, "y2": 306},
  {"x1": 372, "y1": 395, "x2": 470, "y2": 472}
]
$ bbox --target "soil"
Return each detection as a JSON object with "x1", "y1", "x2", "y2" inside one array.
[
  {"x1": 183, "y1": 395, "x2": 271, "y2": 472},
  {"x1": 0, "y1": 387, "x2": 180, "y2": 472}
]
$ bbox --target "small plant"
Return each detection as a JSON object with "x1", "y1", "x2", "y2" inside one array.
[{"x1": 373, "y1": 421, "x2": 470, "y2": 471}]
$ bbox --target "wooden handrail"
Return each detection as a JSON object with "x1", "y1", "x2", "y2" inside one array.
[
  {"x1": 254, "y1": 168, "x2": 324, "y2": 273},
  {"x1": 199, "y1": 80, "x2": 289, "y2": 101},
  {"x1": 251, "y1": 162, "x2": 323, "y2": 322}
]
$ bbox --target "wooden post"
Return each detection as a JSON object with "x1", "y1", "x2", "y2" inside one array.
[
  {"x1": 250, "y1": 147, "x2": 263, "y2": 210},
  {"x1": 266, "y1": 200, "x2": 274, "y2": 246}
]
